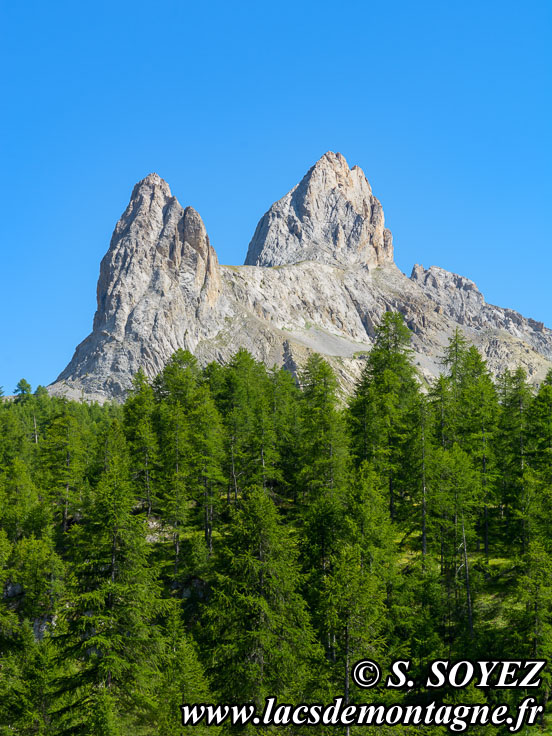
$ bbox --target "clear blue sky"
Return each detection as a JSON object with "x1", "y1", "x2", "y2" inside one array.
[{"x1": 1, "y1": 0, "x2": 550, "y2": 393}]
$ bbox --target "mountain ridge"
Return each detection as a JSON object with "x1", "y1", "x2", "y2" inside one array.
[{"x1": 49, "y1": 152, "x2": 552, "y2": 402}]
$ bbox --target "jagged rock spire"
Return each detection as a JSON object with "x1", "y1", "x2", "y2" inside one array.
[
  {"x1": 49, "y1": 160, "x2": 552, "y2": 404},
  {"x1": 244, "y1": 151, "x2": 394, "y2": 268},
  {"x1": 94, "y1": 173, "x2": 220, "y2": 337},
  {"x1": 52, "y1": 174, "x2": 221, "y2": 400}
]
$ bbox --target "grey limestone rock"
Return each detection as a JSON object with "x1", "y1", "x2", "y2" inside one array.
[
  {"x1": 49, "y1": 154, "x2": 552, "y2": 402},
  {"x1": 245, "y1": 151, "x2": 394, "y2": 268}
]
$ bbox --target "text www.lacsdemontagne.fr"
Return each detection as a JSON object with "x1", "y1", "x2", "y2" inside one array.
[{"x1": 181, "y1": 696, "x2": 543, "y2": 732}]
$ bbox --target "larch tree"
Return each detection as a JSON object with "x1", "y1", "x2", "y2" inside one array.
[
  {"x1": 204, "y1": 488, "x2": 322, "y2": 713},
  {"x1": 348, "y1": 311, "x2": 419, "y2": 521},
  {"x1": 55, "y1": 419, "x2": 165, "y2": 734}
]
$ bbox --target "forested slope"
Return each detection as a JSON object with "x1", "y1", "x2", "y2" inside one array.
[{"x1": 2, "y1": 313, "x2": 552, "y2": 734}]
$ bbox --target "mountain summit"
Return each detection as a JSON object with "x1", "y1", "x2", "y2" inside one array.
[
  {"x1": 94, "y1": 172, "x2": 220, "y2": 341},
  {"x1": 50, "y1": 153, "x2": 552, "y2": 402},
  {"x1": 245, "y1": 152, "x2": 393, "y2": 268}
]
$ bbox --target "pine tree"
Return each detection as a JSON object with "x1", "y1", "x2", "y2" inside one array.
[
  {"x1": 527, "y1": 372, "x2": 552, "y2": 543},
  {"x1": 299, "y1": 353, "x2": 349, "y2": 502},
  {"x1": 268, "y1": 366, "x2": 302, "y2": 502},
  {"x1": 0, "y1": 530, "x2": 63, "y2": 734},
  {"x1": 508, "y1": 539, "x2": 552, "y2": 715},
  {"x1": 14, "y1": 378, "x2": 32, "y2": 403},
  {"x1": 184, "y1": 385, "x2": 225, "y2": 555},
  {"x1": 157, "y1": 399, "x2": 191, "y2": 583},
  {"x1": 0, "y1": 401, "x2": 35, "y2": 470},
  {"x1": 8, "y1": 533, "x2": 64, "y2": 623},
  {"x1": 406, "y1": 393, "x2": 435, "y2": 563},
  {"x1": 0, "y1": 457, "x2": 50, "y2": 541},
  {"x1": 441, "y1": 329, "x2": 469, "y2": 395},
  {"x1": 344, "y1": 462, "x2": 406, "y2": 679},
  {"x1": 297, "y1": 354, "x2": 351, "y2": 657},
  {"x1": 429, "y1": 374, "x2": 456, "y2": 450},
  {"x1": 428, "y1": 330, "x2": 472, "y2": 452},
  {"x1": 430, "y1": 444, "x2": 479, "y2": 642},
  {"x1": 0, "y1": 530, "x2": 17, "y2": 643},
  {"x1": 345, "y1": 462, "x2": 395, "y2": 575},
  {"x1": 153, "y1": 349, "x2": 201, "y2": 405},
  {"x1": 0, "y1": 623, "x2": 58, "y2": 735}
]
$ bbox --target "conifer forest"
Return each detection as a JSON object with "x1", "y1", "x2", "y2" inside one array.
[{"x1": 2, "y1": 313, "x2": 552, "y2": 734}]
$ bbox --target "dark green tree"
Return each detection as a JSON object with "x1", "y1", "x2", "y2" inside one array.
[
  {"x1": 40, "y1": 404, "x2": 87, "y2": 533},
  {"x1": 456, "y1": 346, "x2": 499, "y2": 557},
  {"x1": 496, "y1": 368, "x2": 534, "y2": 552},
  {"x1": 348, "y1": 312, "x2": 419, "y2": 520},
  {"x1": 299, "y1": 353, "x2": 349, "y2": 502},
  {"x1": 123, "y1": 369, "x2": 159, "y2": 516},
  {"x1": 14, "y1": 378, "x2": 32, "y2": 403},
  {"x1": 153, "y1": 603, "x2": 214, "y2": 736},
  {"x1": 204, "y1": 488, "x2": 322, "y2": 710},
  {"x1": 56, "y1": 420, "x2": 165, "y2": 733},
  {"x1": 218, "y1": 349, "x2": 279, "y2": 499},
  {"x1": 527, "y1": 372, "x2": 552, "y2": 543}
]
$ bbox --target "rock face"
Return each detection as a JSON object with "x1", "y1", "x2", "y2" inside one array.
[
  {"x1": 53, "y1": 173, "x2": 222, "y2": 399},
  {"x1": 50, "y1": 153, "x2": 552, "y2": 403},
  {"x1": 245, "y1": 151, "x2": 393, "y2": 268}
]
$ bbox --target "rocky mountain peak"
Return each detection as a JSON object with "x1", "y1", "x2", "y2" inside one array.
[
  {"x1": 132, "y1": 171, "x2": 170, "y2": 192},
  {"x1": 49, "y1": 155, "x2": 552, "y2": 403},
  {"x1": 94, "y1": 175, "x2": 221, "y2": 334},
  {"x1": 244, "y1": 151, "x2": 394, "y2": 268}
]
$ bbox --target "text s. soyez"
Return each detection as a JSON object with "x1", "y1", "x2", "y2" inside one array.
[{"x1": 385, "y1": 661, "x2": 546, "y2": 689}]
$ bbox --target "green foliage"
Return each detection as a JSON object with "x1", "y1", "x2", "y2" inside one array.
[
  {"x1": 55, "y1": 420, "x2": 166, "y2": 732},
  {"x1": 123, "y1": 369, "x2": 159, "y2": 516},
  {"x1": 14, "y1": 378, "x2": 32, "y2": 401},
  {"x1": 205, "y1": 487, "x2": 323, "y2": 711},
  {"x1": 300, "y1": 353, "x2": 349, "y2": 500},
  {"x1": 348, "y1": 312, "x2": 419, "y2": 520},
  {"x1": 321, "y1": 542, "x2": 385, "y2": 701},
  {"x1": 496, "y1": 368, "x2": 534, "y2": 552},
  {"x1": 154, "y1": 603, "x2": 214, "y2": 736},
  {"x1": 1, "y1": 317, "x2": 552, "y2": 732}
]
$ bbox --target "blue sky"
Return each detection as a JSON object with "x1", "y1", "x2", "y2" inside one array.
[{"x1": 1, "y1": 0, "x2": 550, "y2": 393}]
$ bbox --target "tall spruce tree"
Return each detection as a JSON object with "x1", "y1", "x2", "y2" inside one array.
[
  {"x1": 268, "y1": 366, "x2": 302, "y2": 503},
  {"x1": 158, "y1": 399, "x2": 190, "y2": 583},
  {"x1": 430, "y1": 444, "x2": 479, "y2": 642},
  {"x1": 297, "y1": 354, "x2": 351, "y2": 659},
  {"x1": 184, "y1": 384, "x2": 225, "y2": 555},
  {"x1": 321, "y1": 543, "x2": 385, "y2": 708},
  {"x1": 299, "y1": 353, "x2": 349, "y2": 501}
]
